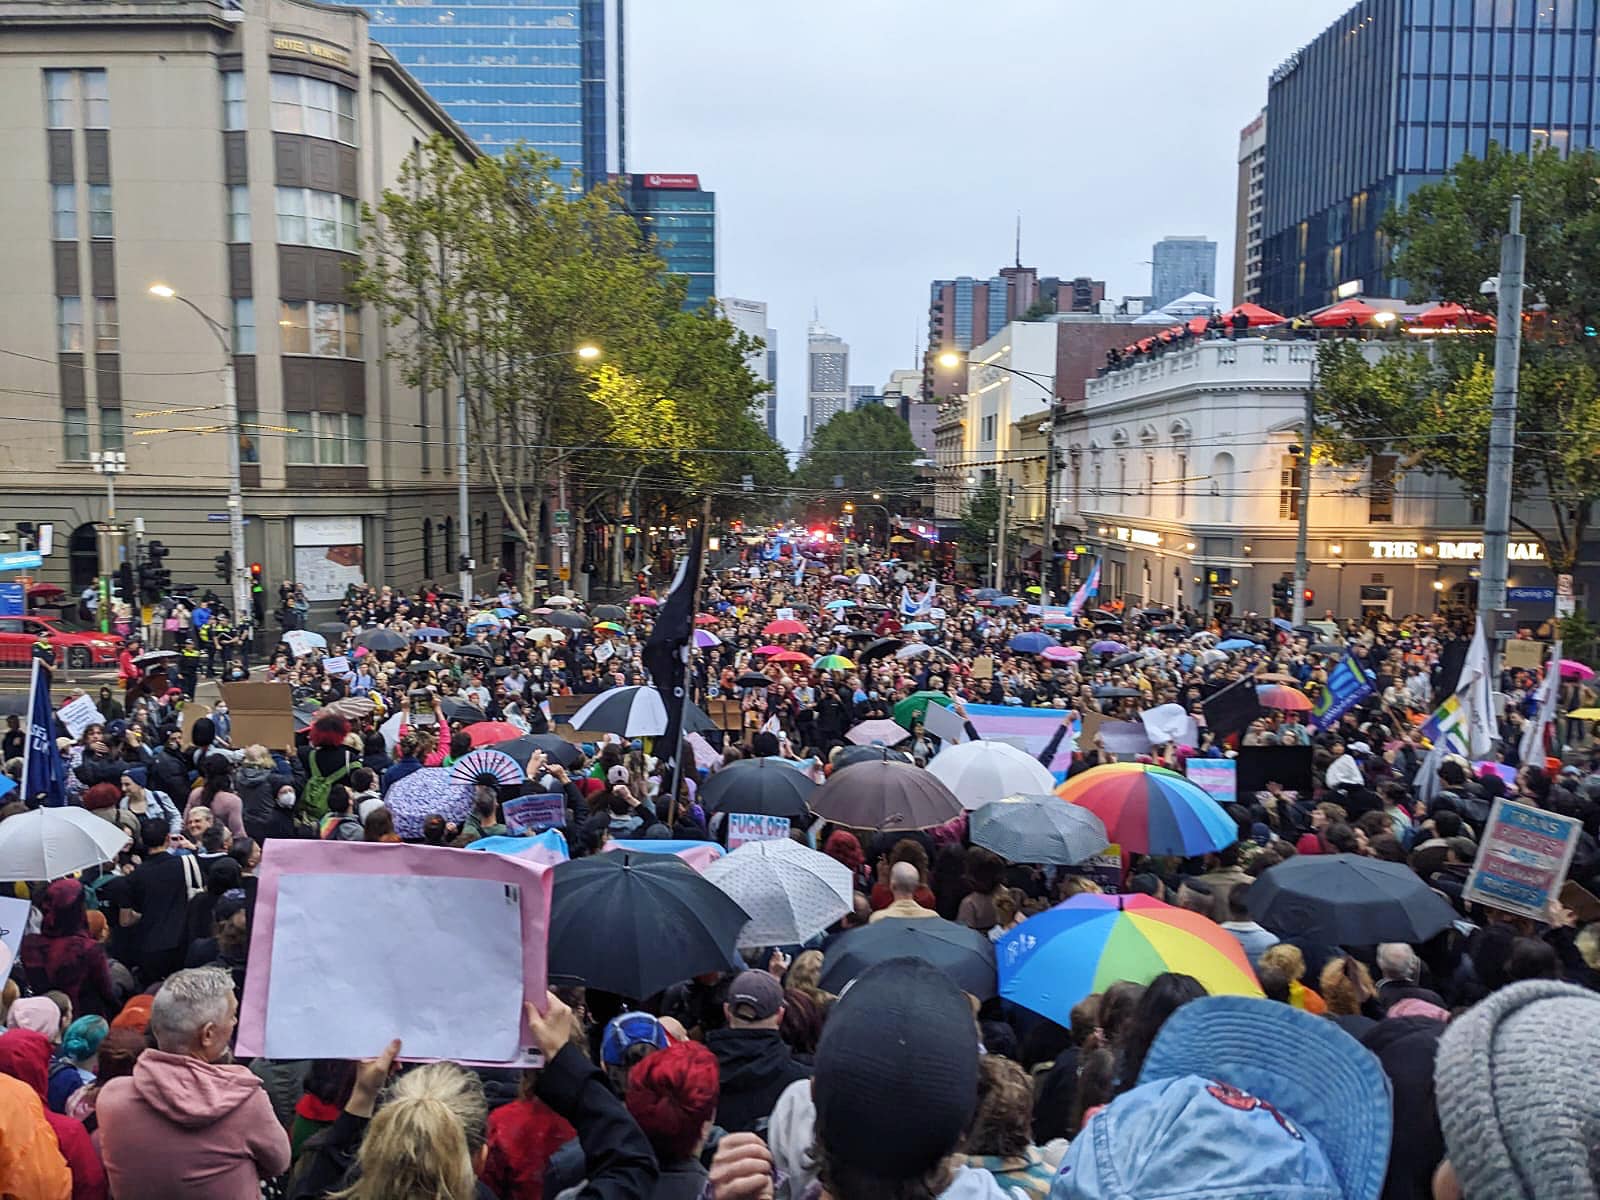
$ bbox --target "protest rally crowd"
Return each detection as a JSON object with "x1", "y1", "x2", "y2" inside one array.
[{"x1": 2, "y1": 524, "x2": 1600, "y2": 1200}]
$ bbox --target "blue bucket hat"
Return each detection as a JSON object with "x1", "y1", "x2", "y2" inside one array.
[{"x1": 1052, "y1": 995, "x2": 1392, "y2": 1200}]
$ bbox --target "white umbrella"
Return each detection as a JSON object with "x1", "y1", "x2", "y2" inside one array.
[
  {"x1": 544, "y1": 595, "x2": 576, "y2": 607},
  {"x1": 851, "y1": 574, "x2": 877, "y2": 589},
  {"x1": 704, "y1": 838, "x2": 854, "y2": 948},
  {"x1": 925, "y1": 740, "x2": 1057, "y2": 811},
  {"x1": 524, "y1": 627, "x2": 568, "y2": 643},
  {"x1": 0, "y1": 807, "x2": 131, "y2": 881},
  {"x1": 570, "y1": 685, "x2": 670, "y2": 737}
]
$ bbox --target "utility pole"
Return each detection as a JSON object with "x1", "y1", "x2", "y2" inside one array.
[
  {"x1": 995, "y1": 478, "x2": 1012, "y2": 592},
  {"x1": 1041, "y1": 412, "x2": 1057, "y2": 608},
  {"x1": 1291, "y1": 360, "x2": 1315, "y2": 626},
  {"x1": 456, "y1": 382, "x2": 473, "y2": 603},
  {"x1": 1479, "y1": 194, "x2": 1525, "y2": 682}
]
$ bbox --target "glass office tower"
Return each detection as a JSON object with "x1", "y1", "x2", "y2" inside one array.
[
  {"x1": 618, "y1": 174, "x2": 717, "y2": 311},
  {"x1": 351, "y1": 0, "x2": 622, "y2": 188},
  {"x1": 1260, "y1": 0, "x2": 1598, "y2": 316}
]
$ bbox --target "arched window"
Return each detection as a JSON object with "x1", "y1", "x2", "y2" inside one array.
[
  {"x1": 1211, "y1": 452, "x2": 1235, "y2": 523},
  {"x1": 442, "y1": 516, "x2": 454, "y2": 575}
]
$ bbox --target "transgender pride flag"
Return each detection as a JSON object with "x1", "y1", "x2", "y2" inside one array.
[
  {"x1": 963, "y1": 703, "x2": 1080, "y2": 777},
  {"x1": 1066, "y1": 558, "x2": 1101, "y2": 616}
]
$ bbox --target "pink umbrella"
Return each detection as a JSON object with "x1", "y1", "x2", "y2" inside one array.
[
  {"x1": 752, "y1": 644, "x2": 785, "y2": 656},
  {"x1": 1042, "y1": 645, "x2": 1082, "y2": 663},
  {"x1": 1560, "y1": 659, "x2": 1595, "y2": 682},
  {"x1": 630, "y1": 596, "x2": 658, "y2": 606}
]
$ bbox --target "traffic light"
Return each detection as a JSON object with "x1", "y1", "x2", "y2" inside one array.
[
  {"x1": 117, "y1": 562, "x2": 134, "y2": 602},
  {"x1": 1302, "y1": 588, "x2": 1315, "y2": 605},
  {"x1": 213, "y1": 550, "x2": 232, "y2": 581},
  {"x1": 249, "y1": 562, "x2": 263, "y2": 593},
  {"x1": 145, "y1": 540, "x2": 172, "y2": 597},
  {"x1": 1271, "y1": 576, "x2": 1291, "y2": 610}
]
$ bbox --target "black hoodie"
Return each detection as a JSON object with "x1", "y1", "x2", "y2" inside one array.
[
  {"x1": 705, "y1": 1026, "x2": 812, "y2": 1134},
  {"x1": 1361, "y1": 1017, "x2": 1445, "y2": 1200}
]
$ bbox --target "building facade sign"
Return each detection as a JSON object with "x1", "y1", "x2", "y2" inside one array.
[
  {"x1": 272, "y1": 35, "x2": 351, "y2": 67},
  {"x1": 1367, "y1": 540, "x2": 1544, "y2": 563},
  {"x1": 1113, "y1": 526, "x2": 1163, "y2": 547}
]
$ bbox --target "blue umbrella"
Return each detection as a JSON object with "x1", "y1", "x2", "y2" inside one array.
[
  {"x1": 494, "y1": 607, "x2": 518, "y2": 618},
  {"x1": 1217, "y1": 638, "x2": 1258, "y2": 652},
  {"x1": 1008, "y1": 632, "x2": 1054, "y2": 654},
  {"x1": 1270, "y1": 617, "x2": 1294, "y2": 633},
  {"x1": 973, "y1": 588, "x2": 1003, "y2": 601},
  {"x1": 382, "y1": 768, "x2": 472, "y2": 839},
  {"x1": 412, "y1": 627, "x2": 449, "y2": 639},
  {"x1": 824, "y1": 599, "x2": 856, "y2": 610},
  {"x1": 903, "y1": 621, "x2": 936, "y2": 631},
  {"x1": 990, "y1": 597, "x2": 1021, "y2": 608}
]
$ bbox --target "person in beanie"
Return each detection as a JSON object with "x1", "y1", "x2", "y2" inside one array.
[
  {"x1": 706, "y1": 969, "x2": 810, "y2": 1134},
  {"x1": 1431, "y1": 979, "x2": 1600, "y2": 1200},
  {"x1": 624, "y1": 1040, "x2": 721, "y2": 1199},
  {"x1": 811, "y1": 957, "x2": 1006, "y2": 1199}
]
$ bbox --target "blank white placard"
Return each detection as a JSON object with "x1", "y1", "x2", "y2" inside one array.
[{"x1": 262, "y1": 872, "x2": 525, "y2": 1061}]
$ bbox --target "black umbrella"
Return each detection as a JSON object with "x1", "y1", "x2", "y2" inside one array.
[
  {"x1": 1108, "y1": 652, "x2": 1143, "y2": 667},
  {"x1": 736, "y1": 671, "x2": 773, "y2": 689},
  {"x1": 818, "y1": 917, "x2": 996, "y2": 999},
  {"x1": 439, "y1": 697, "x2": 487, "y2": 724},
  {"x1": 548, "y1": 851, "x2": 750, "y2": 997},
  {"x1": 968, "y1": 795, "x2": 1109, "y2": 866},
  {"x1": 809, "y1": 760, "x2": 962, "y2": 832},
  {"x1": 591, "y1": 604, "x2": 627, "y2": 623},
  {"x1": 292, "y1": 702, "x2": 320, "y2": 733},
  {"x1": 315, "y1": 622, "x2": 350, "y2": 637},
  {"x1": 132, "y1": 650, "x2": 179, "y2": 667},
  {"x1": 1154, "y1": 624, "x2": 1187, "y2": 635},
  {"x1": 1247, "y1": 854, "x2": 1458, "y2": 945},
  {"x1": 542, "y1": 610, "x2": 589, "y2": 630},
  {"x1": 454, "y1": 644, "x2": 493, "y2": 660},
  {"x1": 1087, "y1": 609, "x2": 1119, "y2": 621},
  {"x1": 837, "y1": 627, "x2": 875, "y2": 641},
  {"x1": 493, "y1": 734, "x2": 583, "y2": 770},
  {"x1": 407, "y1": 660, "x2": 446, "y2": 675},
  {"x1": 355, "y1": 628, "x2": 407, "y2": 653},
  {"x1": 1091, "y1": 686, "x2": 1141, "y2": 698},
  {"x1": 698, "y1": 757, "x2": 817, "y2": 822},
  {"x1": 857, "y1": 637, "x2": 904, "y2": 663},
  {"x1": 1092, "y1": 619, "x2": 1124, "y2": 632},
  {"x1": 1293, "y1": 626, "x2": 1321, "y2": 639},
  {"x1": 832, "y1": 744, "x2": 913, "y2": 770}
]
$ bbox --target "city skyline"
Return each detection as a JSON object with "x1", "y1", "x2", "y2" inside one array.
[{"x1": 626, "y1": 0, "x2": 1354, "y2": 451}]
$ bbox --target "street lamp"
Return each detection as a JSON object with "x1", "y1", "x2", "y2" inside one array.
[
  {"x1": 940, "y1": 349, "x2": 1060, "y2": 605},
  {"x1": 147, "y1": 283, "x2": 250, "y2": 626},
  {"x1": 89, "y1": 450, "x2": 125, "y2": 633}
]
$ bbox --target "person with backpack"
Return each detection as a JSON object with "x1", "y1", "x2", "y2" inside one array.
[
  {"x1": 318, "y1": 786, "x2": 364, "y2": 841},
  {"x1": 298, "y1": 712, "x2": 359, "y2": 824}
]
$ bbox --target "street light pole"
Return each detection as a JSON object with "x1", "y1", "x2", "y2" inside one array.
[
  {"x1": 1480, "y1": 195, "x2": 1525, "y2": 680},
  {"x1": 89, "y1": 450, "x2": 125, "y2": 634},
  {"x1": 148, "y1": 285, "x2": 250, "y2": 626},
  {"x1": 456, "y1": 381, "x2": 472, "y2": 602},
  {"x1": 1291, "y1": 371, "x2": 1314, "y2": 627}
]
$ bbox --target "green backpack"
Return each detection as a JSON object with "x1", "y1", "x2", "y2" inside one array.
[{"x1": 304, "y1": 752, "x2": 356, "y2": 822}]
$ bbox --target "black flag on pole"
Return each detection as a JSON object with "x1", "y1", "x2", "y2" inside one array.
[{"x1": 642, "y1": 526, "x2": 703, "y2": 783}]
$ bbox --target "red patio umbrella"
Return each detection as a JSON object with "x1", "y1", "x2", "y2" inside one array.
[
  {"x1": 1414, "y1": 302, "x2": 1494, "y2": 329},
  {"x1": 1137, "y1": 337, "x2": 1156, "y2": 352},
  {"x1": 1223, "y1": 303, "x2": 1285, "y2": 326},
  {"x1": 1186, "y1": 316, "x2": 1210, "y2": 335},
  {"x1": 1311, "y1": 299, "x2": 1378, "y2": 327},
  {"x1": 465, "y1": 721, "x2": 524, "y2": 747}
]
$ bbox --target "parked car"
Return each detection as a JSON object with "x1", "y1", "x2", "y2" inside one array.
[{"x1": 0, "y1": 615, "x2": 120, "y2": 669}]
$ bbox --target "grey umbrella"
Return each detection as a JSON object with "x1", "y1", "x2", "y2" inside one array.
[
  {"x1": 542, "y1": 610, "x2": 589, "y2": 630},
  {"x1": 809, "y1": 760, "x2": 962, "y2": 832},
  {"x1": 969, "y1": 795, "x2": 1109, "y2": 866},
  {"x1": 454, "y1": 644, "x2": 493, "y2": 660},
  {"x1": 591, "y1": 604, "x2": 627, "y2": 623},
  {"x1": 355, "y1": 628, "x2": 407, "y2": 653}
]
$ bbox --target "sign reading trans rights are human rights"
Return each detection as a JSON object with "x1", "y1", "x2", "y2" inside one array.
[{"x1": 1462, "y1": 798, "x2": 1582, "y2": 920}]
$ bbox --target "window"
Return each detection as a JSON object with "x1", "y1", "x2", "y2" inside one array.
[
  {"x1": 278, "y1": 301, "x2": 360, "y2": 357},
  {"x1": 286, "y1": 412, "x2": 370, "y2": 466},
  {"x1": 51, "y1": 184, "x2": 76, "y2": 239},
  {"x1": 57, "y1": 297, "x2": 83, "y2": 352},
  {"x1": 222, "y1": 71, "x2": 245, "y2": 130},
  {"x1": 87, "y1": 185, "x2": 112, "y2": 238},
  {"x1": 275, "y1": 187, "x2": 357, "y2": 252},
  {"x1": 1279, "y1": 453, "x2": 1302, "y2": 521},
  {"x1": 422, "y1": 519, "x2": 434, "y2": 578},
  {"x1": 93, "y1": 299, "x2": 118, "y2": 353},
  {"x1": 81, "y1": 70, "x2": 107, "y2": 128},
  {"x1": 99, "y1": 407, "x2": 123, "y2": 453},
  {"x1": 269, "y1": 73, "x2": 358, "y2": 145},
  {"x1": 237, "y1": 410, "x2": 260, "y2": 464},
  {"x1": 286, "y1": 412, "x2": 314, "y2": 463},
  {"x1": 45, "y1": 70, "x2": 73, "y2": 127},
  {"x1": 63, "y1": 407, "x2": 89, "y2": 461},
  {"x1": 232, "y1": 297, "x2": 256, "y2": 353},
  {"x1": 1176, "y1": 452, "x2": 1187, "y2": 518},
  {"x1": 1369, "y1": 454, "x2": 1397, "y2": 522},
  {"x1": 227, "y1": 185, "x2": 250, "y2": 242}
]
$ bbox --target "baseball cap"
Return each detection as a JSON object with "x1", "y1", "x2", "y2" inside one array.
[
  {"x1": 725, "y1": 969, "x2": 784, "y2": 1021},
  {"x1": 600, "y1": 1011, "x2": 670, "y2": 1066},
  {"x1": 1051, "y1": 995, "x2": 1392, "y2": 1200},
  {"x1": 606, "y1": 765, "x2": 630, "y2": 786}
]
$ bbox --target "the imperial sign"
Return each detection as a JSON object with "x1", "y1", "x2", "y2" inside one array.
[{"x1": 1367, "y1": 540, "x2": 1544, "y2": 562}]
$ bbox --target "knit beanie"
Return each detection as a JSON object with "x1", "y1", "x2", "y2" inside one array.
[{"x1": 1433, "y1": 979, "x2": 1600, "y2": 1200}]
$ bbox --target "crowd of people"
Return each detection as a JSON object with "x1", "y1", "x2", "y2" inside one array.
[{"x1": 2, "y1": 533, "x2": 1599, "y2": 1199}]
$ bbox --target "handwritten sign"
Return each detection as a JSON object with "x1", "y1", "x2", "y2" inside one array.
[
  {"x1": 504, "y1": 793, "x2": 566, "y2": 834},
  {"x1": 1185, "y1": 758, "x2": 1238, "y2": 806},
  {"x1": 322, "y1": 656, "x2": 351, "y2": 677},
  {"x1": 728, "y1": 813, "x2": 790, "y2": 850},
  {"x1": 1462, "y1": 797, "x2": 1582, "y2": 920},
  {"x1": 57, "y1": 695, "x2": 105, "y2": 740}
]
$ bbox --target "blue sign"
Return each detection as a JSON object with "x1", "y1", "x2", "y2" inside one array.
[
  {"x1": 0, "y1": 583, "x2": 22, "y2": 616},
  {"x1": 1310, "y1": 651, "x2": 1376, "y2": 732},
  {"x1": 0, "y1": 552, "x2": 43, "y2": 573},
  {"x1": 1507, "y1": 587, "x2": 1555, "y2": 602}
]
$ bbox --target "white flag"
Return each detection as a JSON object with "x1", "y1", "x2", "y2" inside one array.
[
  {"x1": 1518, "y1": 639, "x2": 1562, "y2": 765},
  {"x1": 1457, "y1": 617, "x2": 1498, "y2": 759}
]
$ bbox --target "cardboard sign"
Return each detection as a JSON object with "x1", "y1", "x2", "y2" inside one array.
[
  {"x1": 1501, "y1": 639, "x2": 1546, "y2": 671},
  {"x1": 1185, "y1": 758, "x2": 1238, "y2": 806},
  {"x1": 727, "y1": 812, "x2": 790, "y2": 849},
  {"x1": 57, "y1": 694, "x2": 105, "y2": 740},
  {"x1": 0, "y1": 895, "x2": 31, "y2": 963},
  {"x1": 504, "y1": 793, "x2": 566, "y2": 834},
  {"x1": 922, "y1": 700, "x2": 967, "y2": 745},
  {"x1": 219, "y1": 681, "x2": 295, "y2": 750},
  {"x1": 1462, "y1": 796, "x2": 1582, "y2": 920},
  {"x1": 180, "y1": 701, "x2": 213, "y2": 746}
]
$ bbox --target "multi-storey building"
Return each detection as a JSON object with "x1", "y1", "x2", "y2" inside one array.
[
  {"x1": 1150, "y1": 236, "x2": 1218, "y2": 311},
  {"x1": 617, "y1": 172, "x2": 716, "y2": 311},
  {"x1": 720, "y1": 296, "x2": 776, "y2": 438},
  {"x1": 1234, "y1": 109, "x2": 1268, "y2": 306}
]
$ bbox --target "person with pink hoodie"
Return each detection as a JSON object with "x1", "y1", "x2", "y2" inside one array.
[{"x1": 97, "y1": 967, "x2": 290, "y2": 1198}]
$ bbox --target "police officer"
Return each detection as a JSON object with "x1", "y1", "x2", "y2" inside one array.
[
  {"x1": 30, "y1": 633, "x2": 56, "y2": 668},
  {"x1": 178, "y1": 636, "x2": 202, "y2": 698}
]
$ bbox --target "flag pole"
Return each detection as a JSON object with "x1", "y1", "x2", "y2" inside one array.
[
  {"x1": 19, "y1": 657, "x2": 40, "y2": 804},
  {"x1": 667, "y1": 498, "x2": 713, "y2": 828}
]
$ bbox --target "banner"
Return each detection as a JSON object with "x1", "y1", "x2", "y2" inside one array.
[
  {"x1": 1462, "y1": 797, "x2": 1582, "y2": 920},
  {"x1": 23, "y1": 659, "x2": 68, "y2": 807},
  {"x1": 962, "y1": 703, "x2": 1078, "y2": 773},
  {"x1": 1185, "y1": 758, "x2": 1238, "y2": 806},
  {"x1": 1309, "y1": 652, "x2": 1374, "y2": 731},
  {"x1": 728, "y1": 813, "x2": 791, "y2": 850},
  {"x1": 1518, "y1": 639, "x2": 1561, "y2": 765}
]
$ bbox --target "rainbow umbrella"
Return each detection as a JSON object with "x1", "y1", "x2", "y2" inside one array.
[
  {"x1": 814, "y1": 654, "x2": 855, "y2": 671},
  {"x1": 594, "y1": 621, "x2": 625, "y2": 633},
  {"x1": 998, "y1": 893, "x2": 1262, "y2": 1022},
  {"x1": 1255, "y1": 683, "x2": 1313, "y2": 711},
  {"x1": 1055, "y1": 763, "x2": 1236, "y2": 856}
]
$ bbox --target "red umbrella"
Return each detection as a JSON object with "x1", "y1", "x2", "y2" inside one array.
[
  {"x1": 465, "y1": 721, "x2": 524, "y2": 747},
  {"x1": 694, "y1": 614, "x2": 719, "y2": 626},
  {"x1": 1223, "y1": 303, "x2": 1285, "y2": 327},
  {"x1": 1311, "y1": 299, "x2": 1378, "y2": 327},
  {"x1": 1137, "y1": 337, "x2": 1156, "y2": 352},
  {"x1": 771, "y1": 650, "x2": 813, "y2": 665},
  {"x1": 762, "y1": 618, "x2": 807, "y2": 637},
  {"x1": 1414, "y1": 302, "x2": 1494, "y2": 329},
  {"x1": 1186, "y1": 316, "x2": 1210, "y2": 335}
]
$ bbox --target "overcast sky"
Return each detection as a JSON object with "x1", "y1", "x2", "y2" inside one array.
[{"x1": 628, "y1": 0, "x2": 1356, "y2": 452}]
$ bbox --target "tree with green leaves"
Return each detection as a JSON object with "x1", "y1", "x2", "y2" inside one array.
[
  {"x1": 959, "y1": 479, "x2": 1002, "y2": 564},
  {"x1": 792, "y1": 405, "x2": 921, "y2": 504},
  {"x1": 1314, "y1": 144, "x2": 1600, "y2": 570}
]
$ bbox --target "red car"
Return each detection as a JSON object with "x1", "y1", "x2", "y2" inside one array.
[{"x1": 0, "y1": 616, "x2": 121, "y2": 669}]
